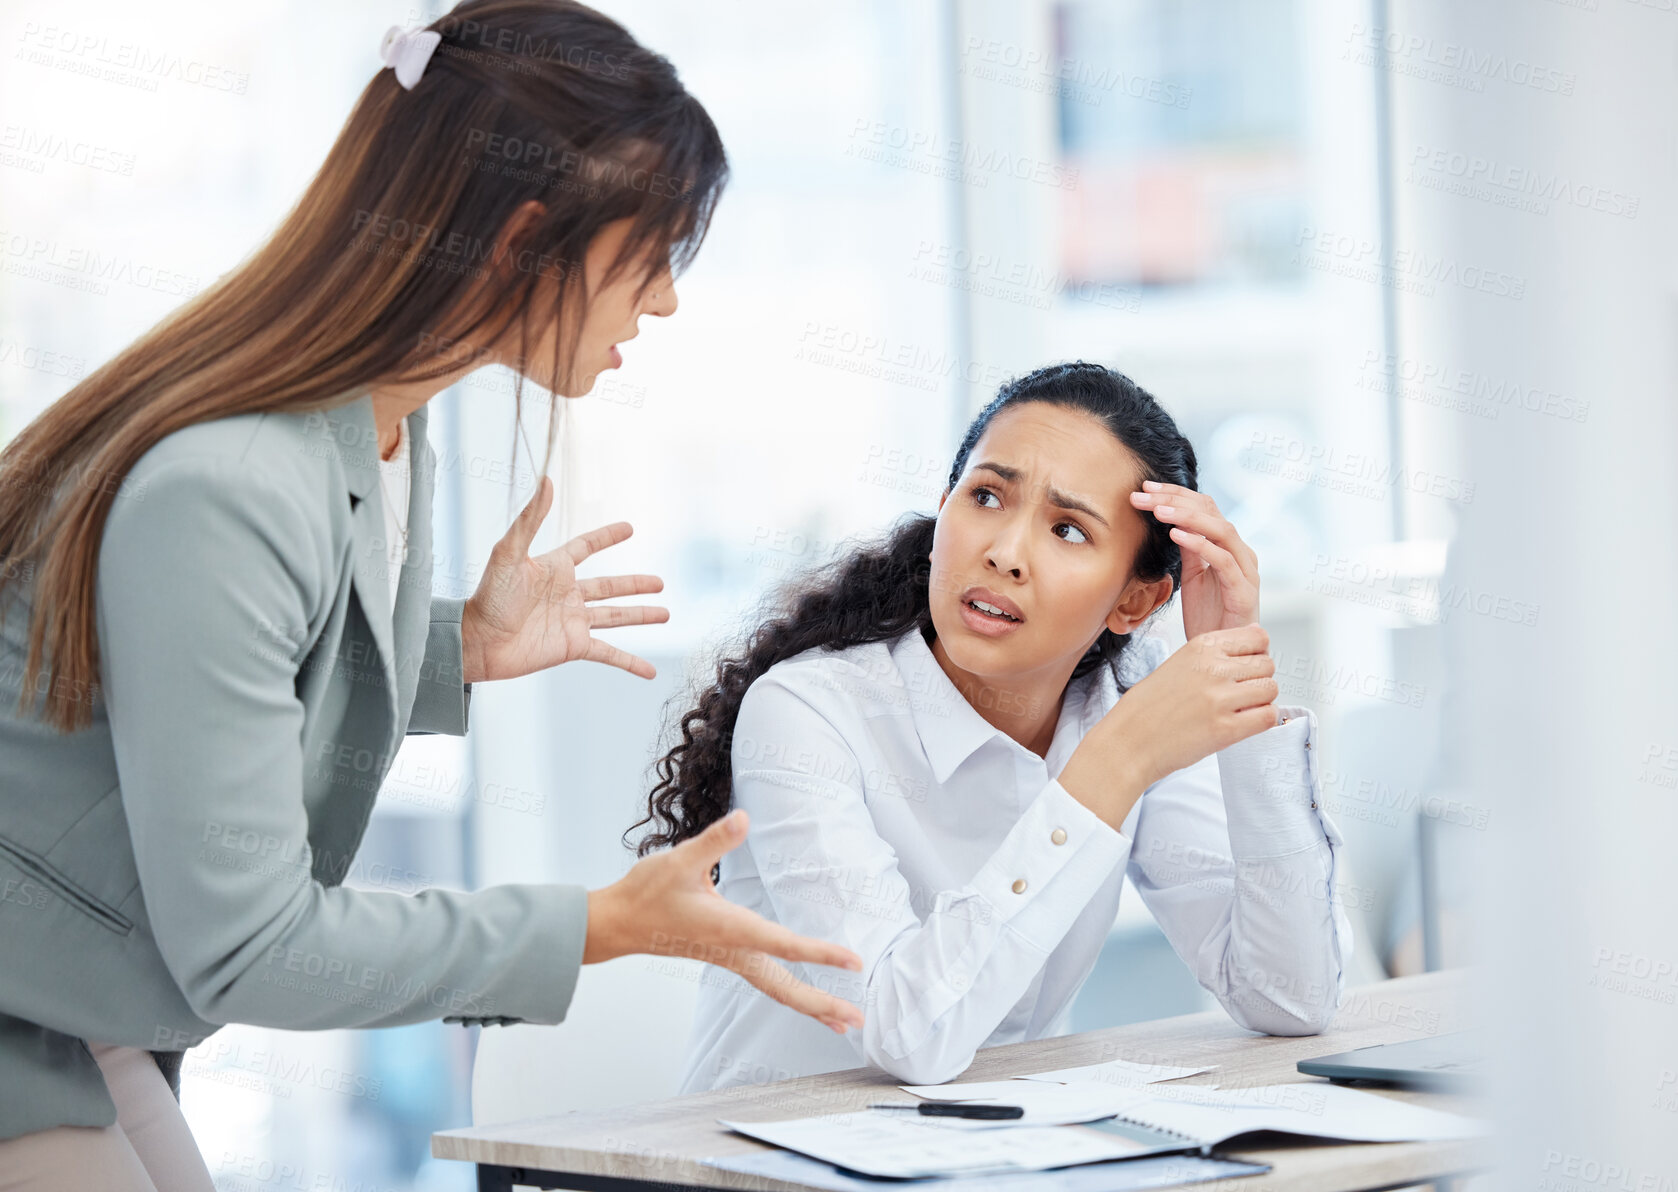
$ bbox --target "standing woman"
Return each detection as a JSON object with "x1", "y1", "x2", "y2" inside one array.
[{"x1": 0, "y1": 3, "x2": 862, "y2": 1188}]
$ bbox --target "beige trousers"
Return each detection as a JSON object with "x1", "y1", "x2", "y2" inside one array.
[{"x1": 0, "y1": 1042, "x2": 214, "y2": 1191}]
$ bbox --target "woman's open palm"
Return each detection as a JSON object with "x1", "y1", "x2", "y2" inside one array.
[{"x1": 462, "y1": 476, "x2": 669, "y2": 682}]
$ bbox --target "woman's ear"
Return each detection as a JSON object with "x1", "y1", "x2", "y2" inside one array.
[{"x1": 1105, "y1": 576, "x2": 1173, "y2": 636}]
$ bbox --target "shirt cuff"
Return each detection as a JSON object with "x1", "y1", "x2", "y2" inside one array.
[
  {"x1": 966, "y1": 779, "x2": 1129, "y2": 947},
  {"x1": 1216, "y1": 704, "x2": 1331, "y2": 859}
]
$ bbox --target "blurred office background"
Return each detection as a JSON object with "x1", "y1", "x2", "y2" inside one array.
[{"x1": 3, "y1": 0, "x2": 1671, "y2": 1188}]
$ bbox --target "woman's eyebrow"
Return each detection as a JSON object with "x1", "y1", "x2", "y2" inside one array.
[
  {"x1": 972, "y1": 460, "x2": 1020, "y2": 483},
  {"x1": 972, "y1": 461, "x2": 1110, "y2": 529},
  {"x1": 1046, "y1": 486, "x2": 1109, "y2": 529}
]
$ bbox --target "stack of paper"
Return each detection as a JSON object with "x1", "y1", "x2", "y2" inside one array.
[
  {"x1": 720, "y1": 1081, "x2": 1485, "y2": 1179},
  {"x1": 718, "y1": 1110, "x2": 1192, "y2": 1179},
  {"x1": 719, "y1": 1038, "x2": 1484, "y2": 1184}
]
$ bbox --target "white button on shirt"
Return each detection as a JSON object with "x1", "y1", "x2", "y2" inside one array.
[
  {"x1": 376, "y1": 415, "x2": 411, "y2": 615},
  {"x1": 678, "y1": 624, "x2": 1352, "y2": 1093}
]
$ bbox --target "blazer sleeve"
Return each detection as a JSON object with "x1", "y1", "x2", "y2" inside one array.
[
  {"x1": 96, "y1": 456, "x2": 586, "y2": 1032},
  {"x1": 406, "y1": 597, "x2": 472, "y2": 736}
]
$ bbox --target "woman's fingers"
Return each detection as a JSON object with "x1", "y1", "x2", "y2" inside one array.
[
  {"x1": 1136, "y1": 487, "x2": 1257, "y2": 574},
  {"x1": 1230, "y1": 676, "x2": 1280, "y2": 713},
  {"x1": 1161, "y1": 514, "x2": 1255, "y2": 583},
  {"x1": 677, "y1": 811, "x2": 861, "y2": 960},
  {"x1": 700, "y1": 898, "x2": 864, "y2": 973},
  {"x1": 1208, "y1": 621, "x2": 1271, "y2": 656},
  {"x1": 1136, "y1": 481, "x2": 1204, "y2": 504},
  {"x1": 668, "y1": 814, "x2": 865, "y2": 1030},
  {"x1": 1235, "y1": 702, "x2": 1285, "y2": 734},
  {"x1": 587, "y1": 603, "x2": 670, "y2": 630},
  {"x1": 563, "y1": 521, "x2": 634, "y2": 565},
  {"x1": 1149, "y1": 500, "x2": 1232, "y2": 543},
  {"x1": 577, "y1": 573, "x2": 664, "y2": 601},
  {"x1": 1170, "y1": 527, "x2": 1250, "y2": 596},
  {"x1": 723, "y1": 949, "x2": 864, "y2": 1033},
  {"x1": 580, "y1": 637, "x2": 656, "y2": 679},
  {"x1": 494, "y1": 475, "x2": 554, "y2": 562},
  {"x1": 1215, "y1": 651, "x2": 1276, "y2": 681},
  {"x1": 680, "y1": 808, "x2": 750, "y2": 870}
]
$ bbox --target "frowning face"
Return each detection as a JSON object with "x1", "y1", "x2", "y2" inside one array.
[{"x1": 928, "y1": 402, "x2": 1168, "y2": 688}]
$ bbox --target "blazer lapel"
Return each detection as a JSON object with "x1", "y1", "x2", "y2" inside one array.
[
  {"x1": 394, "y1": 402, "x2": 436, "y2": 720},
  {"x1": 322, "y1": 391, "x2": 400, "y2": 736}
]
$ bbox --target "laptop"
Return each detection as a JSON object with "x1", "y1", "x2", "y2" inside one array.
[{"x1": 1296, "y1": 1031, "x2": 1483, "y2": 1093}]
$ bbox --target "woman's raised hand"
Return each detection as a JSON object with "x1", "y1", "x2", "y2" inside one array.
[
  {"x1": 461, "y1": 476, "x2": 669, "y2": 683},
  {"x1": 1057, "y1": 624, "x2": 1280, "y2": 830},
  {"x1": 583, "y1": 810, "x2": 867, "y2": 1035},
  {"x1": 1130, "y1": 481, "x2": 1260, "y2": 641}
]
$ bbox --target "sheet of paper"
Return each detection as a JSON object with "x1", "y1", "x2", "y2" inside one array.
[
  {"x1": 702, "y1": 1147, "x2": 1272, "y2": 1191},
  {"x1": 1111, "y1": 1082, "x2": 1489, "y2": 1146},
  {"x1": 1021, "y1": 1057, "x2": 1216, "y2": 1086},
  {"x1": 897, "y1": 1079, "x2": 1153, "y2": 1127},
  {"x1": 718, "y1": 1110, "x2": 1173, "y2": 1178},
  {"x1": 902, "y1": 1079, "x2": 1048, "y2": 1102}
]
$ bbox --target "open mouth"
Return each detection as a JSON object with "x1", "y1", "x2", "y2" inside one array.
[{"x1": 965, "y1": 598, "x2": 1021, "y2": 623}]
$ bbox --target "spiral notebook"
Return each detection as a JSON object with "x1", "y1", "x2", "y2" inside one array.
[
  {"x1": 1063, "y1": 1081, "x2": 1487, "y2": 1149},
  {"x1": 901, "y1": 1075, "x2": 1486, "y2": 1148}
]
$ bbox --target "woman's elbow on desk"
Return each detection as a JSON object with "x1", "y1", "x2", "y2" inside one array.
[
  {"x1": 852, "y1": 992, "x2": 978, "y2": 1085},
  {"x1": 863, "y1": 1038, "x2": 978, "y2": 1087},
  {"x1": 1220, "y1": 982, "x2": 1341, "y2": 1037}
]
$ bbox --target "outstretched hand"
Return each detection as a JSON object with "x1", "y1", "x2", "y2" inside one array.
[
  {"x1": 586, "y1": 810, "x2": 867, "y2": 1034},
  {"x1": 461, "y1": 476, "x2": 669, "y2": 683}
]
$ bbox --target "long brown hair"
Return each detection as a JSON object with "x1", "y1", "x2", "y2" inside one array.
[
  {"x1": 626, "y1": 361, "x2": 1197, "y2": 863},
  {"x1": 0, "y1": 0, "x2": 727, "y2": 733}
]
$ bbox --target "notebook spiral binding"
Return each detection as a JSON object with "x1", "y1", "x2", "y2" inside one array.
[{"x1": 1092, "y1": 1110, "x2": 1213, "y2": 1155}]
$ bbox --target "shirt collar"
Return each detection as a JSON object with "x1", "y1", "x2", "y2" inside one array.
[{"x1": 891, "y1": 627, "x2": 1109, "y2": 785}]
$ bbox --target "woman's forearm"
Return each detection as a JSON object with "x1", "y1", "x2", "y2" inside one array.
[{"x1": 1131, "y1": 707, "x2": 1351, "y2": 1037}]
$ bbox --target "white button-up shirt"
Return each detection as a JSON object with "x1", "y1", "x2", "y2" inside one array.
[{"x1": 677, "y1": 624, "x2": 1352, "y2": 1092}]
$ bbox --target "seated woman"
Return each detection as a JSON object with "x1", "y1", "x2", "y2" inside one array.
[{"x1": 629, "y1": 360, "x2": 1352, "y2": 1091}]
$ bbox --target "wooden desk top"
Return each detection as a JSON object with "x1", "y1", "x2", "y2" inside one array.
[{"x1": 434, "y1": 969, "x2": 1486, "y2": 1192}]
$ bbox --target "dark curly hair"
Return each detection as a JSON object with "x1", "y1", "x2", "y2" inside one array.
[{"x1": 624, "y1": 360, "x2": 1198, "y2": 864}]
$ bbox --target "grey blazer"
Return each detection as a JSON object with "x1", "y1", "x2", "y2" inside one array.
[{"x1": 0, "y1": 390, "x2": 588, "y2": 1142}]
